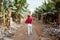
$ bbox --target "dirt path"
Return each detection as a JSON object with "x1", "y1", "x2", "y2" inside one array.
[{"x1": 14, "y1": 21, "x2": 43, "y2": 40}]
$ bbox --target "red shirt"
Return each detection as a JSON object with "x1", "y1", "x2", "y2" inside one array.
[{"x1": 25, "y1": 17, "x2": 32, "y2": 24}]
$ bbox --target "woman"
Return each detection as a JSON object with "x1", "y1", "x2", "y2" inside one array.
[{"x1": 25, "y1": 15, "x2": 33, "y2": 36}]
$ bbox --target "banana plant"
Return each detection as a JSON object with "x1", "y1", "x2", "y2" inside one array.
[
  {"x1": 34, "y1": 0, "x2": 57, "y2": 20},
  {"x1": 51, "y1": 0, "x2": 60, "y2": 24},
  {"x1": 13, "y1": 0, "x2": 27, "y2": 23},
  {"x1": 1, "y1": 0, "x2": 6, "y2": 26},
  {"x1": 51, "y1": 0, "x2": 60, "y2": 10},
  {"x1": 0, "y1": 0, "x2": 2, "y2": 3},
  {"x1": 0, "y1": 0, "x2": 27, "y2": 25}
]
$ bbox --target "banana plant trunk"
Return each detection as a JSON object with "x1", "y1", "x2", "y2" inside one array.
[
  {"x1": 58, "y1": 10, "x2": 60, "y2": 25},
  {"x1": 7, "y1": 9, "x2": 12, "y2": 29},
  {"x1": 41, "y1": 14, "x2": 43, "y2": 23},
  {"x1": 1, "y1": 6, "x2": 6, "y2": 26},
  {"x1": 37, "y1": 14, "x2": 38, "y2": 20},
  {"x1": 17, "y1": 14, "x2": 21, "y2": 24}
]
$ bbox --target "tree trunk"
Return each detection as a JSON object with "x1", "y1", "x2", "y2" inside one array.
[
  {"x1": 58, "y1": 11, "x2": 60, "y2": 25},
  {"x1": 17, "y1": 14, "x2": 21, "y2": 24},
  {"x1": 6, "y1": 17, "x2": 10, "y2": 29},
  {"x1": 6, "y1": 8, "x2": 11, "y2": 29},
  {"x1": 37, "y1": 14, "x2": 38, "y2": 20},
  {"x1": 41, "y1": 14, "x2": 44, "y2": 23},
  {"x1": 1, "y1": 6, "x2": 6, "y2": 26}
]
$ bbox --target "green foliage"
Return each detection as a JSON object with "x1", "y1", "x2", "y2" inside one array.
[
  {"x1": 14, "y1": 0, "x2": 26, "y2": 10},
  {"x1": 32, "y1": 13, "x2": 36, "y2": 17},
  {"x1": 34, "y1": 0, "x2": 57, "y2": 14},
  {"x1": 0, "y1": 0, "x2": 28, "y2": 15},
  {"x1": 52, "y1": 0, "x2": 60, "y2": 9},
  {"x1": 33, "y1": 0, "x2": 59, "y2": 19},
  {"x1": 0, "y1": 0, "x2": 2, "y2": 3},
  {"x1": 0, "y1": 0, "x2": 27, "y2": 25},
  {"x1": 52, "y1": 0, "x2": 60, "y2": 2}
]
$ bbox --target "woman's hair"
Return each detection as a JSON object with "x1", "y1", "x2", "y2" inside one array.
[{"x1": 27, "y1": 15, "x2": 30, "y2": 17}]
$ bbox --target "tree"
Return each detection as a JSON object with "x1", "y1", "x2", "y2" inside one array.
[
  {"x1": 51, "y1": 0, "x2": 60, "y2": 24},
  {"x1": 51, "y1": 0, "x2": 60, "y2": 10},
  {"x1": 13, "y1": 0, "x2": 27, "y2": 23},
  {"x1": 0, "y1": 0, "x2": 27, "y2": 27},
  {"x1": 33, "y1": 0, "x2": 58, "y2": 23}
]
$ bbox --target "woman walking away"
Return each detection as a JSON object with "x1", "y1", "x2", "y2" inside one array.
[{"x1": 25, "y1": 15, "x2": 33, "y2": 36}]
